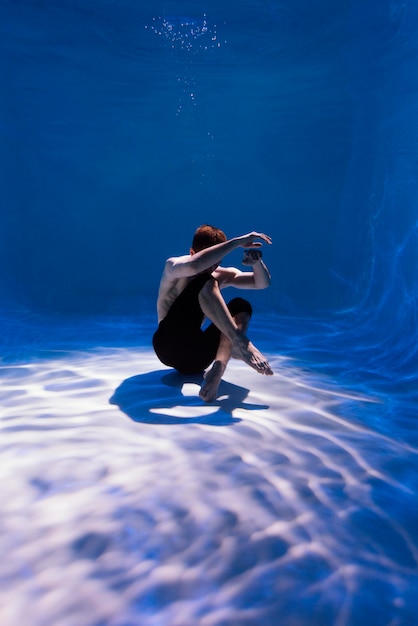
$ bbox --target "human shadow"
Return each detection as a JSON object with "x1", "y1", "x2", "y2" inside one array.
[{"x1": 109, "y1": 369, "x2": 269, "y2": 426}]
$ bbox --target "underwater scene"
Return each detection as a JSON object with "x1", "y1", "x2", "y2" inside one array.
[{"x1": 1, "y1": 1, "x2": 417, "y2": 625}]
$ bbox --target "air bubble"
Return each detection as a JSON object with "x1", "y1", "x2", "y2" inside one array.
[{"x1": 146, "y1": 13, "x2": 224, "y2": 54}]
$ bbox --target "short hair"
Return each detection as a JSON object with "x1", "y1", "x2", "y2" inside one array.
[{"x1": 191, "y1": 224, "x2": 227, "y2": 252}]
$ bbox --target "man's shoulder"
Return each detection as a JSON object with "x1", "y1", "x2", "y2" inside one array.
[
  {"x1": 166, "y1": 253, "x2": 190, "y2": 263},
  {"x1": 212, "y1": 266, "x2": 240, "y2": 286},
  {"x1": 213, "y1": 265, "x2": 239, "y2": 275},
  {"x1": 164, "y1": 254, "x2": 192, "y2": 274}
]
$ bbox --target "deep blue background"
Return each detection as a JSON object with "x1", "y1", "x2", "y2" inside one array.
[{"x1": 1, "y1": 0, "x2": 417, "y2": 337}]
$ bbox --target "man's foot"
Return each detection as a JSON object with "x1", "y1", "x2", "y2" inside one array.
[
  {"x1": 233, "y1": 333, "x2": 273, "y2": 376},
  {"x1": 199, "y1": 360, "x2": 226, "y2": 402}
]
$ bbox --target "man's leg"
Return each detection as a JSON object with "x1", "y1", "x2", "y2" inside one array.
[
  {"x1": 199, "y1": 310, "x2": 250, "y2": 402},
  {"x1": 198, "y1": 278, "x2": 273, "y2": 402}
]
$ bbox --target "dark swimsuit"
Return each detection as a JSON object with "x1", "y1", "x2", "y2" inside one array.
[{"x1": 152, "y1": 273, "x2": 252, "y2": 375}]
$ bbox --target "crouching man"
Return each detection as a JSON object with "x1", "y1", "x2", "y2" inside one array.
[{"x1": 153, "y1": 225, "x2": 273, "y2": 402}]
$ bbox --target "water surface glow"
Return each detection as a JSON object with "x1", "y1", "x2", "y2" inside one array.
[{"x1": 1, "y1": 314, "x2": 417, "y2": 625}]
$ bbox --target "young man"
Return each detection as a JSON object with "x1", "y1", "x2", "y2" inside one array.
[{"x1": 153, "y1": 225, "x2": 274, "y2": 402}]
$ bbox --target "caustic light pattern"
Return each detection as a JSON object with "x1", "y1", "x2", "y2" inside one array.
[{"x1": 0, "y1": 314, "x2": 417, "y2": 626}]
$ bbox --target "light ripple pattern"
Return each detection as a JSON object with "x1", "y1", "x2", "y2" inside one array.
[{"x1": 0, "y1": 326, "x2": 417, "y2": 626}]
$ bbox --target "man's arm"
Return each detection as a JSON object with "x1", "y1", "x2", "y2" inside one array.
[
  {"x1": 165, "y1": 232, "x2": 272, "y2": 279},
  {"x1": 214, "y1": 250, "x2": 271, "y2": 290}
]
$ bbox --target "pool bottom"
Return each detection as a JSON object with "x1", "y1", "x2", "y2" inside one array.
[{"x1": 0, "y1": 312, "x2": 417, "y2": 626}]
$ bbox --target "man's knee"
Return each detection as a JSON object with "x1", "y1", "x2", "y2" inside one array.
[
  {"x1": 227, "y1": 297, "x2": 252, "y2": 318},
  {"x1": 198, "y1": 276, "x2": 219, "y2": 304}
]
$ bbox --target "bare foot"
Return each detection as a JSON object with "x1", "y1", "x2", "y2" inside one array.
[
  {"x1": 233, "y1": 333, "x2": 273, "y2": 376},
  {"x1": 199, "y1": 360, "x2": 226, "y2": 402}
]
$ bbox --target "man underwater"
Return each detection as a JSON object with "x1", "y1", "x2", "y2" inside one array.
[{"x1": 153, "y1": 225, "x2": 273, "y2": 402}]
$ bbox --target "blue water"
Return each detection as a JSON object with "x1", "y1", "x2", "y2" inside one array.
[{"x1": 1, "y1": 1, "x2": 418, "y2": 624}]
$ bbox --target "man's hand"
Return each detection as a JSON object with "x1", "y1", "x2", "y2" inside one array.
[
  {"x1": 242, "y1": 249, "x2": 263, "y2": 266},
  {"x1": 237, "y1": 232, "x2": 272, "y2": 248}
]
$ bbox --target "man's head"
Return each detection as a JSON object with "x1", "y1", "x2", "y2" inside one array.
[{"x1": 191, "y1": 224, "x2": 227, "y2": 253}]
